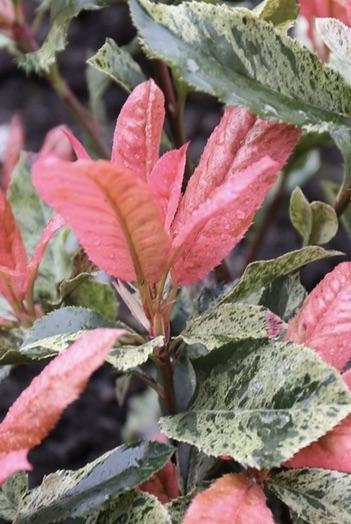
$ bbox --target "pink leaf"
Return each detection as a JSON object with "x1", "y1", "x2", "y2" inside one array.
[
  {"x1": 62, "y1": 128, "x2": 91, "y2": 160},
  {"x1": 1, "y1": 115, "x2": 24, "y2": 191},
  {"x1": 285, "y1": 262, "x2": 351, "y2": 370},
  {"x1": 149, "y1": 143, "x2": 188, "y2": 231},
  {"x1": 111, "y1": 80, "x2": 165, "y2": 181},
  {"x1": 0, "y1": 328, "x2": 124, "y2": 485},
  {"x1": 0, "y1": 0, "x2": 15, "y2": 29},
  {"x1": 285, "y1": 370, "x2": 351, "y2": 473},
  {"x1": 24, "y1": 214, "x2": 65, "y2": 295},
  {"x1": 32, "y1": 158, "x2": 170, "y2": 283},
  {"x1": 0, "y1": 450, "x2": 31, "y2": 485},
  {"x1": 39, "y1": 125, "x2": 75, "y2": 161},
  {"x1": 183, "y1": 473, "x2": 274, "y2": 524},
  {"x1": 171, "y1": 157, "x2": 279, "y2": 285},
  {"x1": 173, "y1": 107, "x2": 300, "y2": 230}
]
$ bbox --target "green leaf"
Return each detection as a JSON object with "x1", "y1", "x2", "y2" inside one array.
[
  {"x1": 160, "y1": 339, "x2": 351, "y2": 469},
  {"x1": 259, "y1": 274, "x2": 306, "y2": 322},
  {"x1": 16, "y1": 441, "x2": 173, "y2": 523},
  {"x1": 7, "y1": 155, "x2": 72, "y2": 300},
  {"x1": 221, "y1": 246, "x2": 342, "y2": 303},
  {"x1": 0, "y1": 329, "x2": 26, "y2": 366},
  {"x1": 323, "y1": 180, "x2": 351, "y2": 237},
  {"x1": 94, "y1": 491, "x2": 171, "y2": 524},
  {"x1": 88, "y1": 38, "x2": 146, "y2": 92},
  {"x1": 289, "y1": 187, "x2": 339, "y2": 245},
  {"x1": 289, "y1": 187, "x2": 312, "y2": 244},
  {"x1": 130, "y1": 0, "x2": 351, "y2": 133},
  {"x1": 67, "y1": 278, "x2": 118, "y2": 321},
  {"x1": 181, "y1": 302, "x2": 283, "y2": 351},
  {"x1": 254, "y1": 0, "x2": 299, "y2": 31},
  {"x1": 106, "y1": 337, "x2": 164, "y2": 372},
  {"x1": 17, "y1": 0, "x2": 106, "y2": 73},
  {"x1": 309, "y1": 201, "x2": 339, "y2": 245},
  {"x1": 316, "y1": 18, "x2": 351, "y2": 67},
  {"x1": 177, "y1": 443, "x2": 215, "y2": 495},
  {"x1": 86, "y1": 63, "x2": 109, "y2": 124},
  {"x1": 0, "y1": 473, "x2": 28, "y2": 521},
  {"x1": 268, "y1": 468, "x2": 351, "y2": 524}
]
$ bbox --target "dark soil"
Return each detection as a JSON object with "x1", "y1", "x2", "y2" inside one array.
[{"x1": 0, "y1": 0, "x2": 349, "y2": 493}]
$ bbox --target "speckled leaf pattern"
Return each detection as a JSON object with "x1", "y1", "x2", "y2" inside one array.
[
  {"x1": 16, "y1": 442, "x2": 173, "y2": 523},
  {"x1": 171, "y1": 158, "x2": 280, "y2": 285},
  {"x1": 94, "y1": 490, "x2": 171, "y2": 524},
  {"x1": 0, "y1": 472, "x2": 28, "y2": 520},
  {"x1": 317, "y1": 17, "x2": 351, "y2": 66},
  {"x1": 0, "y1": 329, "x2": 125, "y2": 486},
  {"x1": 166, "y1": 494, "x2": 193, "y2": 524},
  {"x1": 130, "y1": 0, "x2": 351, "y2": 132},
  {"x1": 286, "y1": 262, "x2": 351, "y2": 370},
  {"x1": 183, "y1": 473, "x2": 274, "y2": 524},
  {"x1": 309, "y1": 201, "x2": 339, "y2": 245},
  {"x1": 111, "y1": 80, "x2": 165, "y2": 181},
  {"x1": 268, "y1": 468, "x2": 351, "y2": 524},
  {"x1": 106, "y1": 336, "x2": 164, "y2": 371},
  {"x1": 160, "y1": 338, "x2": 351, "y2": 468},
  {"x1": 254, "y1": 0, "x2": 299, "y2": 31},
  {"x1": 222, "y1": 246, "x2": 341, "y2": 303},
  {"x1": 182, "y1": 302, "x2": 283, "y2": 351},
  {"x1": 33, "y1": 159, "x2": 171, "y2": 283},
  {"x1": 88, "y1": 38, "x2": 146, "y2": 92},
  {"x1": 17, "y1": 0, "x2": 105, "y2": 73}
]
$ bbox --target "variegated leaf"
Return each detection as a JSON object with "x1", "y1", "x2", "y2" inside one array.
[
  {"x1": 160, "y1": 338, "x2": 351, "y2": 468},
  {"x1": 182, "y1": 302, "x2": 283, "y2": 351},
  {"x1": 106, "y1": 336, "x2": 164, "y2": 371},
  {"x1": 268, "y1": 468, "x2": 351, "y2": 524}
]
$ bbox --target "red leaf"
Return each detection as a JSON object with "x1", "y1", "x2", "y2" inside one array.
[
  {"x1": 183, "y1": 473, "x2": 274, "y2": 524},
  {"x1": 62, "y1": 128, "x2": 90, "y2": 160},
  {"x1": 173, "y1": 107, "x2": 300, "y2": 230},
  {"x1": 286, "y1": 262, "x2": 351, "y2": 370},
  {"x1": 171, "y1": 157, "x2": 279, "y2": 285},
  {"x1": 149, "y1": 143, "x2": 188, "y2": 231},
  {"x1": 32, "y1": 158, "x2": 170, "y2": 283},
  {"x1": 39, "y1": 125, "x2": 75, "y2": 162},
  {"x1": 139, "y1": 461, "x2": 179, "y2": 504},
  {"x1": 0, "y1": 450, "x2": 31, "y2": 484},
  {"x1": 0, "y1": 328, "x2": 124, "y2": 485},
  {"x1": 1, "y1": 115, "x2": 24, "y2": 191},
  {"x1": 111, "y1": 80, "x2": 165, "y2": 181},
  {"x1": 286, "y1": 370, "x2": 351, "y2": 473},
  {"x1": 0, "y1": 0, "x2": 15, "y2": 29}
]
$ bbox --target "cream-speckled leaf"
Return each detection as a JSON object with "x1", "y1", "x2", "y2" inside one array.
[
  {"x1": 259, "y1": 274, "x2": 307, "y2": 322},
  {"x1": 88, "y1": 38, "x2": 146, "y2": 92},
  {"x1": 130, "y1": 0, "x2": 351, "y2": 133},
  {"x1": 16, "y1": 442, "x2": 173, "y2": 523},
  {"x1": 17, "y1": 0, "x2": 106, "y2": 73},
  {"x1": 317, "y1": 18, "x2": 351, "y2": 67},
  {"x1": 0, "y1": 472, "x2": 28, "y2": 521},
  {"x1": 268, "y1": 468, "x2": 351, "y2": 524},
  {"x1": 182, "y1": 303, "x2": 283, "y2": 351},
  {"x1": 94, "y1": 491, "x2": 171, "y2": 524},
  {"x1": 160, "y1": 339, "x2": 351, "y2": 468},
  {"x1": 254, "y1": 0, "x2": 299, "y2": 31},
  {"x1": 309, "y1": 201, "x2": 339, "y2": 245},
  {"x1": 221, "y1": 247, "x2": 341, "y2": 303},
  {"x1": 166, "y1": 494, "x2": 193, "y2": 524},
  {"x1": 106, "y1": 337, "x2": 164, "y2": 372},
  {"x1": 289, "y1": 187, "x2": 312, "y2": 244}
]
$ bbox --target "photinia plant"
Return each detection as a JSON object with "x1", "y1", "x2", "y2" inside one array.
[{"x1": 1, "y1": 0, "x2": 351, "y2": 523}]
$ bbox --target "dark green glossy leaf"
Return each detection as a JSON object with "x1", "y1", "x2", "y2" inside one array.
[
  {"x1": 268, "y1": 468, "x2": 351, "y2": 524},
  {"x1": 16, "y1": 442, "x2": 174, "y2": 523},
  {"x1": 160, "y1": 339, "x2": 351, "y2": 468},
  {"x1": 259, "y1": 274, "x2": 306, "y2": 322}
]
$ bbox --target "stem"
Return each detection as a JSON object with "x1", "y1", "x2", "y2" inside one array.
[
  {"x1": 48, "y1": 65, "x2": 109, "y2": 158},
  {"x1": 157, "y1": 348, "x2": 177, "y2": 415},
  {"x1": 131, "y1": 369, "x2": 165, "y2": 398},
  {"x1": 244, "y1": 170, "x2": 287, "y2": 267},
  {"x1": 13, "y1": 21, "x2": 109, "y2": 159},
  {"x1": 334, "y1": 186, "x2": 351, "y2": 217}
]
